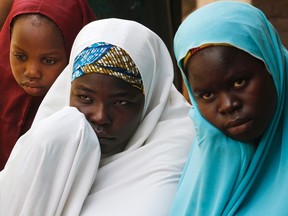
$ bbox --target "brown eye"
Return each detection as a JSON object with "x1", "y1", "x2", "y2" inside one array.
[
  {"x1": 115, "y1": 100, "x2": 128, "y2": 105},
  {"x1": 233, "y1": 79, "x2": 247, "y2": 89},
  {"x1": 42, "y1": 57, "x2": 56, "y2": 65},
  {"x1": 201, "y1": 92, "x2": 215, "y2": 100},
  {"x1": 14, "y1": 52, "x2": 27, "y2": 61},
  {"x1": 79, "y1": 95, "x2": 92, "y2": 102}
]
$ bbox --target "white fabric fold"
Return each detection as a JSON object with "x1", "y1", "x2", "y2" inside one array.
[
  {"x1": 0, "y1": 18, "x2": 195, "y2": 215},
  {"x1": 0, "y1": 107, "x2": 100, "y2": 216}
]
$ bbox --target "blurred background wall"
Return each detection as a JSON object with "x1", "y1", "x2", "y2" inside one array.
[
  {"x1": 182, "y1": 0, "x2": 288, "y2": 48},
  {"x1": 253, "y1": 1, "x2": 288, "y2": 48},
  {"x1": 87, "y1": 0, "x2": 288, "y2": 96},
  {"x1": 87, "y1": 0, "x2": 183, "y2": 91}
]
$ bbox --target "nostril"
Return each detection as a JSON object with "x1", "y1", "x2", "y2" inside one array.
[
  {"x1": 95, "y1": 125, "x2": 103, "y2": 133},
  {"x1": 232, "y1": 100, "x2": 241, "y2": 109},
  {"x1": 24, "y1": 70, "x2": 41, "y2": 79},
  {"x1": 218, "y1": 94, "x2": 241, "y2": 114}
]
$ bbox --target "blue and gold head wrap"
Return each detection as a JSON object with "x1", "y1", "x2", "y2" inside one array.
[{"x1": 72, "y1": 42, "x2": 144, "y2": 94}]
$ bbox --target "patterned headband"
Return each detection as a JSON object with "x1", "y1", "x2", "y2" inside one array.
[
  {"x1": 72, "y1": 42, "x2": 144, "y2": 94},
  {"x1": 183, "y1": 43, "x2": 231, "y2": 70}
]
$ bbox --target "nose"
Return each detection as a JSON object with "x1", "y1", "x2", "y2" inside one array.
[
  {"x1": 24, "y1": 61, "x2": 41, "y2": 79},
  {"x1": 217, "y1": 93, "x2": 241, "y2": 114},
  {"x1": 88, "y1": 103, "x2": 111, "y2": 127}
]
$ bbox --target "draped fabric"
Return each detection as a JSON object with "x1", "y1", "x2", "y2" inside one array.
[
  {"x1": 0, "y1": 0, "x2": 96, "y2": 170},
  {"x1": 0, "y1": 18, "x2": 195, "y2": 216},
  {"x1": 170, "y1": 1, "x2": 288, "y2": 215},
  {"x1": 0, "y1": 107, "x2": 100, "y2": 216}
]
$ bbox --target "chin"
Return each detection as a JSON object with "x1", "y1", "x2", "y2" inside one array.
[{"x1": 228, "y1": 133, "x2": 260, "y2": 145}]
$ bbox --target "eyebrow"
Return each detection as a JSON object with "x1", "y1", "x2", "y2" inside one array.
[
  {"x1": 11, "y1": 44, "x2": 64, "y2": 56},
  {"x1": 75, "y1": 86, "x2": 96, "y2": 94},
  {"x1": 74, "y1": 85, "x2": 137, "y2": 97}
]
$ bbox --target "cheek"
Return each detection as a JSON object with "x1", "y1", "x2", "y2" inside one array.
[
  {"x1": 69, "y1": 100, "x2": 87, "y2": 115},
  {"x1": 245, "y1": 79, "x2": 273, "y2": 113},
  {"x1": 197, "y1": 103, "x2": 217, "y2": 124},
  {"x1": 9, "y1": 57, "x2": 21, "y2": 77},
  {"x1": 69, "y1": 96, "x2": 86, "y2": 113},
  {"x1": 252, "y1": 80, "x2": 277, "y2": 122},
  {"x1": 115, "y1": 111, "x2": 142, "y2": 138},
  {"x1": 42, "y1": 66, "x2": 65, "y2": 86}
]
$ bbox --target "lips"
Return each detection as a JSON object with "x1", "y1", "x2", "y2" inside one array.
[
  {"x1": 97, "y1": 134, "x2": 116, "y2": 146},
  {"x1": 98, "y1": 137, "x2": 115, "y2": 142},
  {"x1": 22, "y1": 80, "x2": 43, "y2": 89},
  {"x1": 224, "y1": 117, "x2": 253, "y2": 136},
  {"x1": 92, "y1": 128, "x2": 114, "y2": 140},
  {"x1": 21, "y1": 81, "x2": 45, "y2": 96},
  {"x1": 225, "y1": 117, "x2": 251, "y2": 129}
]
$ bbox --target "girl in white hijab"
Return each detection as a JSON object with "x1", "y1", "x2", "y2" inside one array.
[{"x1": 0, "y1": 18, "x2": 195, "y2": 216}]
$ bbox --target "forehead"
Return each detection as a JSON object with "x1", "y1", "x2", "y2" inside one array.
[
  {"x1": 187, "y1": 46, "x2": 264, "y2": 77},
  {"x1": 186, "y1": 46, "x2": 269, "y2": 88},
  {"x1": 11, "y1": 14, "x2": 62, "y2": 40},
  {"x1": 72, "y1": 73, "x2": 144, "y2": 96},
  {"x1": 12, "y1": 13, "x2": 59, "y2": 30},
  {"x1": 10, "y1": 14, "x2": 65, "y2": 50}
]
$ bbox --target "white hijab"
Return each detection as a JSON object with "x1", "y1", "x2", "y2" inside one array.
[{"x1": 0, "y1": 19, "x2": 195, "y2": 216}]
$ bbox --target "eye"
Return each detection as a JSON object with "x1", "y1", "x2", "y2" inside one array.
[
  {"x1": 200, "y1": 92, "x2": 215, "y2": 101},
  {"x1": 233, "y1": 79, "x2": 247, "y2": 89},
  {"x1": 114, "y1": 100, "x2": 129, "y2": 106},
  {"x1": 79, "y1": 95, "x2": 92, "y2": 103},
  {"x1": 13, "y1": 52, "x2": 27, "y2": 61},
  {"x1": 42, "y1": 57, "x2": 56, "y2": 65}
]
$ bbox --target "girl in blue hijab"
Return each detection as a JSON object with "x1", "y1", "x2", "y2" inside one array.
[{"x1": 170, "y1": 1, "x2": 288, "y2": 215}]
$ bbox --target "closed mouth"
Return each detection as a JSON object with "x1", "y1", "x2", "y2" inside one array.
[
  {"x1": 225, "y1": 118, "x2": 251, "y2": 128},
  {"x1": 92, "y1": 129, "x2": 114, "y2": 140},
  {"x1": 98, "y1": 137, "x2": 114, "y2": 141},
  {"x1": 22, "y1": 82, "x2": 42, "y2": 89},
  {"x1": 224, "y1": 118, "x2": 253, "y2": 137}
]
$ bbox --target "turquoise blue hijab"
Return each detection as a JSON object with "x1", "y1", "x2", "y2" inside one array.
[{"x1": 170, "y1": 1, "x2": 288, "y2": 215}]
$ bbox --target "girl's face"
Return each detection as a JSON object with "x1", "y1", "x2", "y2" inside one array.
[
  {"x1": 186, "y1": 46, "x2": 277, "y2": 142},
  {"x1": 10, "y1": 15, "x2": 68, "y2": 96},
  {"x1": 70, "y1": 73, "x2": 145, "y2": 155}
]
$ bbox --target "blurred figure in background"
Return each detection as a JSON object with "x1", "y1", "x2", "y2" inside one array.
[
  {"x1": 0, "y1": 0, "x2": 96, "y2": 170},
  {"x1": 0, "y1": 0, "x2": 14, "y2": 31}
]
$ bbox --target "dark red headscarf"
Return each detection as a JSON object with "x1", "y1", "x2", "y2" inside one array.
[{"x1": 0, "y1": 0, "x2": 96, "y2": 170}]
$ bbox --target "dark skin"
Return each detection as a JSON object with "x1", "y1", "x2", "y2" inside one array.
[
  {"x1": 70, "y1": 73, "x2": 145, "y2": 155},
  {"x1": 10, "y1": 14, "x2": 67, "y2": 96},
  {"x1": 186, "y1": 46, "x2": 278, "y2": 143}
]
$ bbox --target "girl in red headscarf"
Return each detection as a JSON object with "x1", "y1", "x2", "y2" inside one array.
[{"x1": 0, "y1": 0, "x2": 96, "y2": 170}]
